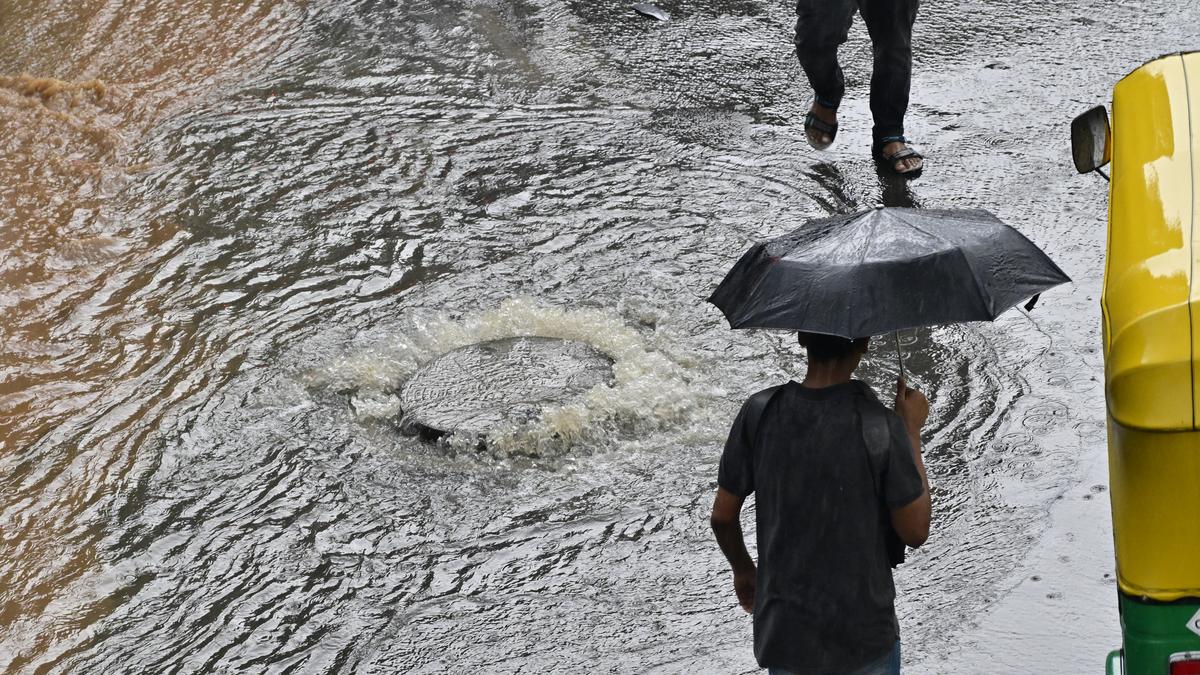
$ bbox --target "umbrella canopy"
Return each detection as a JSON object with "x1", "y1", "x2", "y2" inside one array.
[{"x1": 708, "y1": 207, "x2": 1070, "y2": 338}]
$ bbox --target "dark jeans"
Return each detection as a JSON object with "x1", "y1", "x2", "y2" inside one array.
[
  {"x1": 768, "y1": 639, "x2": 901, "y2": 675},
  {"x1": 794, "y1": 0, "x2": 919, "y2": 144}
]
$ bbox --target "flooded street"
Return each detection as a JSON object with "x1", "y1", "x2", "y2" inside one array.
[{"x1": 2, "y1": 0, "x2": 1197, "y2": 671}]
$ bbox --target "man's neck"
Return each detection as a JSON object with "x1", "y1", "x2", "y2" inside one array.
[{"x1": 800, "y1": 359, "x2": 856, "y2": 388}]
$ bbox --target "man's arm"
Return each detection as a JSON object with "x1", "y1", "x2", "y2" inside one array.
[
  {"x1": 710, "y1": 486, "x2": 756, "y2": 613},
  {"x1": 891, "y1": 378, "x2": 932, "y2": 548}
]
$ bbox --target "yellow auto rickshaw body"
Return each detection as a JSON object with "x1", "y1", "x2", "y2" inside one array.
[{"x1": 1102, "y1": 51, "x2": 1200, "y2": 601}]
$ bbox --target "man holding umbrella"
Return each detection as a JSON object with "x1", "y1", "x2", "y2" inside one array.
[
  {"x1": 710, "y1": 335, "x2": 930, "y2": 674},
  {"x1": 707, "y1": 207, "x2": 1070, "y2": 673}
]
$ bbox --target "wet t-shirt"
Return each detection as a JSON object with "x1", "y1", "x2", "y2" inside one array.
[{"x1": 718, "y1": 380, "x2": 923, "y2": 674}]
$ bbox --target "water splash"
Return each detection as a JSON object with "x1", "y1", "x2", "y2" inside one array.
[{"x1": 304, "y1": 297, "x2": 707, "y2": 456}]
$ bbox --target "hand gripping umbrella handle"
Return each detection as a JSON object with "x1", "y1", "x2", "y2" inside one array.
[{"x1": 893, "y1": 331, "x2": 906, "y2": 381}]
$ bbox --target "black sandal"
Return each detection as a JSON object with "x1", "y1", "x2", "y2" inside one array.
[
  {"x1": 874, "y1": 137, "x2": 924, "y2": 176},
  {"x1": 804, "y1": 110, "x2": 838, "y2": 150}
]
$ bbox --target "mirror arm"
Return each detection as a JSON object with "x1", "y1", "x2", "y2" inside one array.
[{"x1": 1095, "y1": 167, "x2": 1110, "y2": 182}]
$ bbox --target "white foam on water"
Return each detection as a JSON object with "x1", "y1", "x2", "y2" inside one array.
[{"x1": 304, "y1": 297, "x2": 709, "y2": 456}]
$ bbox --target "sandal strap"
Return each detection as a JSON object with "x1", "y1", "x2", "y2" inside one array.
[
  {"x1": 885, "y1": 147, "x2": 923, "y2": 161},
  {"x1": 815, "y1": 96, "x2": 840, "y2": 110},
  {"x1": 805, "y1": 112, "x2": 838, "y2": 135}
]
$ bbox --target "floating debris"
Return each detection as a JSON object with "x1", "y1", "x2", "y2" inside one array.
[{"x1": 632, "y1": 3, "x2": 670, "y2": 21}]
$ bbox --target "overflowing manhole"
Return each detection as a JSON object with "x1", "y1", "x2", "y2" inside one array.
[{"x1": 398, "y1": 336, "x2": 616, "y2": 440}]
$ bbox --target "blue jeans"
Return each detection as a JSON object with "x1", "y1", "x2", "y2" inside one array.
[{"x1": 768, "y1": 640, "x2": 901, "y2": 675}]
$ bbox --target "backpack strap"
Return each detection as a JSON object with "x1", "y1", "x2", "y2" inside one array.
[
  {"x1": 859, "y1": 403, "x2": 891, "y2": 490},
  {"x1": 745, "y1": 385, "x2": 783, "y2": 451},
  {"x1": 859, "y1": 401, "x2": 907, "y2": 567}
]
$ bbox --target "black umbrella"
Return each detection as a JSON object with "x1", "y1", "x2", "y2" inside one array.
[{"x1": 708, "y1": 207, "x2": 1070, "y2": 370}]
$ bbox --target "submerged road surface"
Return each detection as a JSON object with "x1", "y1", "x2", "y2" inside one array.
[{"x1": 2, "y1": 0, "x2": 1197, "y2": 672}]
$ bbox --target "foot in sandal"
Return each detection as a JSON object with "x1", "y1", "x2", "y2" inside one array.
[
  {"x1": 875, "y1": 136, "x2": 924, "y2": 175},
  {"x1": 804, "y1": 100, "x2": 839, "y2": 150}
]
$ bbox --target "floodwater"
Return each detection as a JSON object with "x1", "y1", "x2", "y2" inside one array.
[{"x1": 1, "y1": 0, "x2": 1196, "y2": 672}]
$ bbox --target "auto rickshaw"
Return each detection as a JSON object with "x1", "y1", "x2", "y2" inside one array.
[{"x1": 1071, "y1": 51, "x2": 1200, "y2": 675}]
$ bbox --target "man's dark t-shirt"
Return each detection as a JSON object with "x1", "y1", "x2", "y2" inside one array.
[{"x1": 718, "y1": 380, "x2": 923, "y2": 674}]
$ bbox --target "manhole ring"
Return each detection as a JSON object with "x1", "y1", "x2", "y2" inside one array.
[{"x1": 398, "y1": 336, "x2": 615, "y2": 439}]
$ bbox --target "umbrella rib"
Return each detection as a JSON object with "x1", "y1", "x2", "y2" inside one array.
[
  {"x1": 851, "y1": 214, "x2": 878, "y2": 337},
  {"x1": 889, "y1": 210, "x2": 960, "y2": 249},
  {"x1": 860, "y1": 214, "x2": 876, "y2": 264},
  {"x1": 895, "y1": 211, "x2": 997, "y2": 317},
  {"x1": 953, "y1": 247, "x2": 996, "y2": 318},
  {"x1": 719, "y1": 242, "x2": 774, "y2": 328}
]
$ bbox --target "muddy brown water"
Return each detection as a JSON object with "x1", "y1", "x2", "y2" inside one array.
[{"x1": 1, "y1": 0, "x2": 1196, "y2": 672}]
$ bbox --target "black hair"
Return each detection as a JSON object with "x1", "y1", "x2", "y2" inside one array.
[{"x1": 797, "y1": 332, "x2": 860, "y2": 362}]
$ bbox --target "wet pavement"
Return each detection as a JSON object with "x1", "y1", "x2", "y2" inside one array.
[{"x1": 1, "y1": 0, "x2": 1198, "y2": 672}]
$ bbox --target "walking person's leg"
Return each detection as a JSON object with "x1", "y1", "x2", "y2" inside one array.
[
  {"x1": 858, "y1": 0, "x2": 922, "y2": 174},
  {"x1": 794, "y1": 0, "x2": 856, "y2": 149}
]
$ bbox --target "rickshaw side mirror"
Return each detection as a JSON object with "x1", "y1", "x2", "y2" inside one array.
[{"x1": 1071, "y1": 106, "x2": 1112, "y2": 175}]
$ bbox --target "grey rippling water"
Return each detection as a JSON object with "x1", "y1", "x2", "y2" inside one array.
[{"x1": 1, "y1": 0, "x2": 1197, "y2": 672}]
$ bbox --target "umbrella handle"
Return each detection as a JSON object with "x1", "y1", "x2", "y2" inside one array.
[{"x1": 893, "y1": 331, "x2": 906, "y2": 382}]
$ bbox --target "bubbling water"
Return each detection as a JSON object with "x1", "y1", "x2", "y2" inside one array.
[{"x1": 304, "y1": 297, "x2": 710, "y2": 457}]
